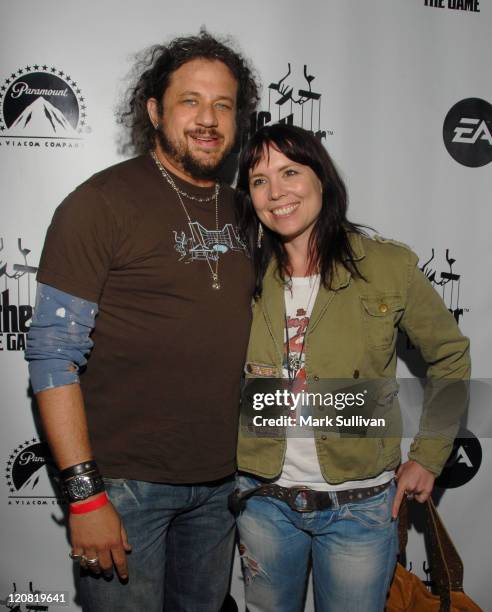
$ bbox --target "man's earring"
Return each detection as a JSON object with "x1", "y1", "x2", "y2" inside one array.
[{"x1": 257, "y1": 223, "x2": 264, "y2": 249}]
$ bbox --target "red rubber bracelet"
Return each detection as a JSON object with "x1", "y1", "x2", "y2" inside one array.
[{"x1": 70, "y1": 492, "x2": 108, "y2": 514}]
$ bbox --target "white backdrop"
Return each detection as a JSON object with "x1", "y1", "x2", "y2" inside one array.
[{"x1": 1, "y1": 1, "x2": 491, "y2": 610}]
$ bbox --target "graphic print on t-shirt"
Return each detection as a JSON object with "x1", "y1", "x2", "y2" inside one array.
[
  {"x1": 284, "y1": 307, "x2": 310, "y2": 391},
  {"x1": 173, "y1": 221, "x2": 246, "y2": 263},
  {"x1": 283, "y1": 276, "x2": 320, "y2": 387},
  {"x1": 286, "y1": 308, "x2": 309, "y2": 355}
]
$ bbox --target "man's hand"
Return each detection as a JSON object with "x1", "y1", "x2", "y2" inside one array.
[
  {"x1": 392, "y1": 460, "x2": 435, "y2": 519},
  {"x1": 32, "y1": 366, "x2": 132, "y2": 578},
  {"x1": 69, "y1": 497, "x2": 132, "y2": 579}
]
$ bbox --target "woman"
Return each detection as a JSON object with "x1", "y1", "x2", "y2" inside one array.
[{"x1": 234, "y1": 124, "x2": 470, "y2": 612}]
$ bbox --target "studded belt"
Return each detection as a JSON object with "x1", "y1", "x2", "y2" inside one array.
[{"x1": 229, "y1": 479, "x2": 392, "y2": 514}]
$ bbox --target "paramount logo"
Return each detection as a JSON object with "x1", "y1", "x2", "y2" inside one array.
[
  {"x1": 4, "y1": 438, "x2": 64, "y2": 506},
  {"x1": 10, "y1": 96, "x2": 78, "y2": 137},
  {"x1": 10, "y1": 81, "x2": 69, "y2": 99},
  {"x1": 0, "y1": 64, "x2": 90, "y2": 146}
]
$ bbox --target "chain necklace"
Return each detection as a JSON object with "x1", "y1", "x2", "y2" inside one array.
[{"x1": 151, "y1": 151, "x2": 222, "y2": 290}]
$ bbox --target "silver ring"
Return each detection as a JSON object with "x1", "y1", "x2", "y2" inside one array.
[
  {"x1": 84, "y1": 556, "x2": 99, "y2": 566},
  {"x1": 406, "y1": 493, "x2": 415, "y2": 500},
  {"x1": 69, "y1": 552, "x2": 83, "y2": 562}
]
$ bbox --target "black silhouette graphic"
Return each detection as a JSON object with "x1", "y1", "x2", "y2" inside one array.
[
  {"x1": 249, "y1": 63, "x2": 329, "y2": 141},
  {"x1": 420, "y1": 249, "x2": 464, "y2": 324},
  {"x1": 0, "y1": 238, "x2": 38, "y2": 304},
  {"x1": 0, "y1": 582, "x2": 49, "y2": 611},
  {"x1": 0, "y1": 238, "x2": 38, "y2": 350}
]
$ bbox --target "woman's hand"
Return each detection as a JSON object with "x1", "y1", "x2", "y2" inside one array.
[{"x1": 391, "y1": 460, "x2": 435, "y2": 519}]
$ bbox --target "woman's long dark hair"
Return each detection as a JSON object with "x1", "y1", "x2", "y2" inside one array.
[{"x1": 236, "y1": 124, "x2": 367, "y2": 297}]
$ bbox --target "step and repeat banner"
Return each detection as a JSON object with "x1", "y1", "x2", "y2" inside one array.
[{"x1": 1, "y1": 1, "x2": 490, "y2": 610}]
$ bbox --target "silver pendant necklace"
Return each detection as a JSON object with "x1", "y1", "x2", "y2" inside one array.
[{"x1": 151, "y1": 151, "x2": 222, "y2": 290}]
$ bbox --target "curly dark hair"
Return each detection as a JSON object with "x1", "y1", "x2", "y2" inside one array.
[
  {"x1": 118, "y1": 29, "x2": 260, "y2": 155},
  {"x1": 236, "y1": 124, "x2": 368, "y2": 297}
]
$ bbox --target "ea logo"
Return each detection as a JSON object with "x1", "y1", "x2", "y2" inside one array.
[
  {"x1": 436, "y1": 430, "x2": 482, "y2": 488},
  {"x1": 443, "y1": 98, "x2": 492, "y2": 167}
]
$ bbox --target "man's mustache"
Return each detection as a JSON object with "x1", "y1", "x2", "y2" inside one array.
[{"x1": 186, "y1": 129, "x2": 223, "y2": 139}]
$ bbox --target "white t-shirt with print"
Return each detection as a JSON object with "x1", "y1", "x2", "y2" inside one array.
[{"x1": 276, "y1": 274, "x2": 393, "y2": 491}]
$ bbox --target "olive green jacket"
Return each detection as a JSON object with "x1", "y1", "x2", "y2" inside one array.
[{"x1": 237, "y1": 234, "x2": 471, "y2": 483}]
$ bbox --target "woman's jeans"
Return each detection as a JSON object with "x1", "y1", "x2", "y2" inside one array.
[
  {"x1": 236, "y1": 475, "x2": 398, "y2": 612},
  {"x1": 79, "y1": 476, "x2": 235, "y2": 612}
]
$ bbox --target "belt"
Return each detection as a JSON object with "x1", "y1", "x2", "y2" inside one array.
[{"x1": 229, "y1": 479, "x2": 392, "y2": 514}]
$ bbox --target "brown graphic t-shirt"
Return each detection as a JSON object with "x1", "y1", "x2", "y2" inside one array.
[{"x1": 37, "y1": 154, "x2": 254, "y2": 483}]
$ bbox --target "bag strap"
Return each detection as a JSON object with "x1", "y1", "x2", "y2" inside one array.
[
  {"x1": 398, "y1": 495, "x2": 409, "y2": 553},
  {"x1": 398, "y1": 497, "x2": 464, "y2": 612},
  {"x1": 426, "y1": 497, "x2": 464, "y2": 591}
]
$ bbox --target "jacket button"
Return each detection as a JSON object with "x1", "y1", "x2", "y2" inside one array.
[
  {"x1": 321, "y1": 435, "x2": 327, "y2": 441},
  {"x1": 313, "y1": 375, "x2": 320, "y2": 381},
  {"x1": 353, "y1": 369, "x2": 360, "y2": 379},
  {"x1": 379, "y1": 303, "x2": 389, "y2": 314}
]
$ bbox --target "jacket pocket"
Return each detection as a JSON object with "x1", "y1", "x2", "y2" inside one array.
[
  {"x1": 244, "y1": 362, "x2": 279, "y2": 377},
  {"x1": 361, "y1": 294, "x2": 403, "y2": 350}
]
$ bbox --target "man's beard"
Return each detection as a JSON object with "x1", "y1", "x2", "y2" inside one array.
[{"x1": 156, "y1": 126, "x2": 232, "y2": 181}]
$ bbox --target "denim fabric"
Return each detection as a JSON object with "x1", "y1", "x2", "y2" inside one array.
[
  {"x1": 236, "y1": 475, "x2": 398, "y2": 612},
  {"x1": 79, "y1": 477, "x2": 236, "y2": 612},
  {"x1": 25, "y1": 283, "x2": 97, "y2": 393}
]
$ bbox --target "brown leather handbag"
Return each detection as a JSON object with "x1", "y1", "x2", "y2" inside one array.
[{"x1": 386, "y1": 497, "x2": 483, "y2": 612}]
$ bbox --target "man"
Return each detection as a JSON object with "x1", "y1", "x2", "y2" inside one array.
[{"x1": 25, "y1": 31, "x2": 259, "y2": 612}]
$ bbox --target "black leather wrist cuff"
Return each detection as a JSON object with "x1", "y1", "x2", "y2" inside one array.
[{"x1": 60, "y1": 460, "x2": 99, "y2": 482}]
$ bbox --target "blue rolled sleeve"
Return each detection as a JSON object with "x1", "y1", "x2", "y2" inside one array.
[{"x1": 25, "y1": 283, "x2": 98, "y2": 393}]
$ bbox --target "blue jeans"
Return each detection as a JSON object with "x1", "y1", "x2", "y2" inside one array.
[
  {"x1": 79, "y1": 477, "x2": 236, "y2": 612},
  {"x1": 236, "y1": 475, "x2": 398, "y2": 612}
]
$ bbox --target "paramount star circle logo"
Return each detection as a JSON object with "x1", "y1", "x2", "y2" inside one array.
[
  {"x1": 4, "y1": 437, "x2": 63, "y2": 505},
  {"x1": 0, "y1": 64, "x2": 91, "y2": 148}
]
